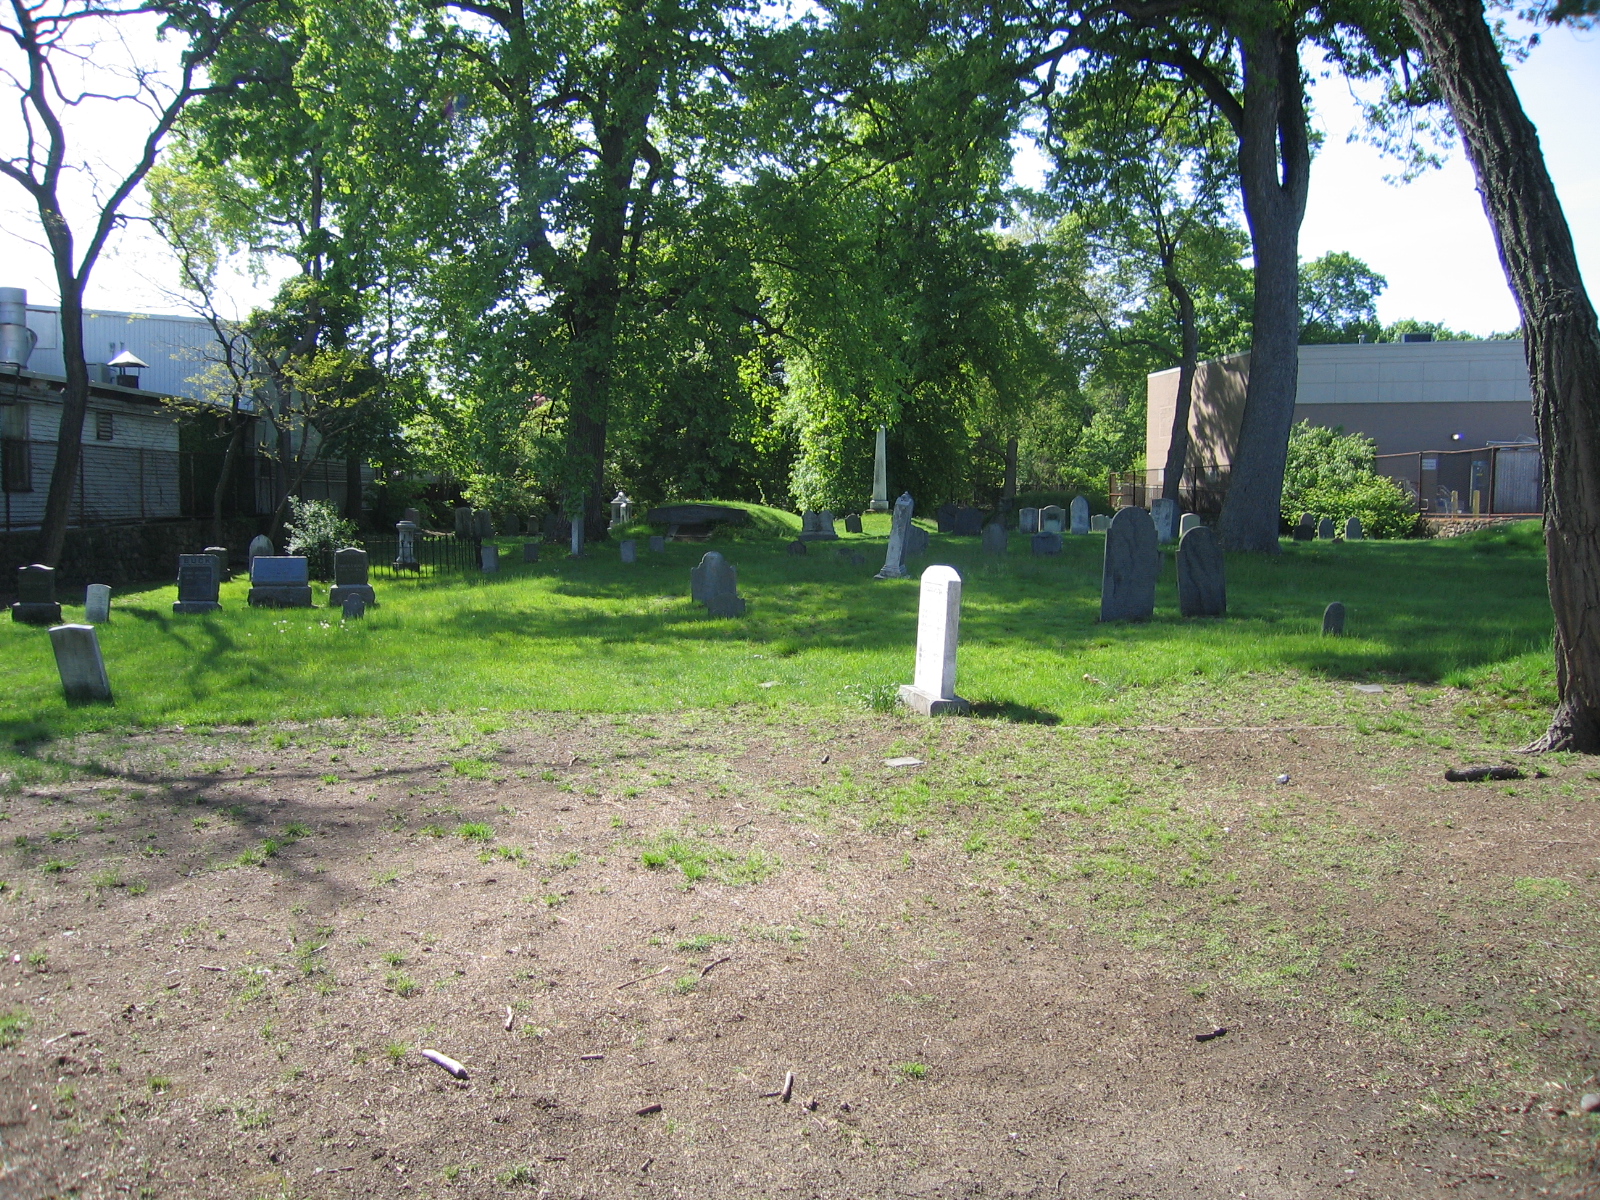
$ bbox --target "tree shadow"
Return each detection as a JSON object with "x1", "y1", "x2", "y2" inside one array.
[{"x1": 969, "y1": 700, "x2": 1062, "y2": 725}]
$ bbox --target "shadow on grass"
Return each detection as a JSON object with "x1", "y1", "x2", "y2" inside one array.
[{"x1": 969, "y1": 700, "x2": 1062, "y2": 725}]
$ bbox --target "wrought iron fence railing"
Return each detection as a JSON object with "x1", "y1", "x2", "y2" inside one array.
[{"x1": 362, "y1": 531, "x2": 482, "y2": 580}]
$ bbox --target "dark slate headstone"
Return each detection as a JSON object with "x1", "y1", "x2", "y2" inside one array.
[
  {"x1": 691, "y1": 551, "x2": 746, "y2": 617},
  {"x1": 12, "y1": 564, "x2": 62, "y2": 624},
  {"x1": 543, "y1": 513, "x2": 568, "y2": 542},
  {"x1": 906, "y1": 525, "x2": 930, "y2": 557},
  {"x1": 836, "y1": 548, "x2": 867, "y2": 567},
  {"x1": 1292, "y1": 523, "x2": 1314, "y2": 542},
  {"x1": 1323, "y1": 601, "x2": 1346, "y2": 636},
  {"x1": 1030, "y1": 532, "x2": 1062, "y2": 556},
  {"x1": 454, "y1": 507, "x2": 472, "y2": 539},
  {"x1": 248, "y1": 556, "x2": 313, "y2": 608},
  {"x1": 951, "y1": 507, "x2": 986, "y2": 537},
  {"x1": 935, "y1": 503, "x2": 958, "y2": 533},
  {"x1": 1344, "y1": 517, "x2": 1363, "y2": 541},
  {"x1": 204, "y1": 545, "x2": 231, "y2": 582},
  {"x1": 330, "y1": 547, "x2": 375, "y2": 607},
  {"x1": 648, "y1": 535, "x2": 666, "y2": 553},
  {"x1": 844, "y1": 514, "x2": 863, "y2": 535},
  {"x1": 523, "y1": 542, "x2": 540, "y2": 564},
  {"x1": 473, "y1": 509, "x2": 495, "y2": 539},
  {"x1": 341, "y1": 594, "x2": 367, "y2": 620},
  {"x1": 875, "y1": 493, "x2": 915, "y2": 580},
  {"x1": 1177, "y1": 527, "x2": 1226, "y2": 617},
  {"x1": 1318, "y1": 517, "x2": 1336, "y2": 541},
  {"x1": 174, "y1": 554, "x2": 222, "y2": 614},
  {"x1": 786, "y1": 540, "x2": 807, "y2": 556},
  {"x1": 620, "y1": 539, "x2": 637, "y2": 563},
  {"x1": 1100, "y1": 506, "x2": 1159, "y2": 622},
  {"x1": 981, "y1": 523, "x2": 1007, "y2": 555}
]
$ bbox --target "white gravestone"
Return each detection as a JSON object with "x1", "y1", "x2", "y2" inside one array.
[
  {"x1": 875, "y1": 492, "x2": 914, "y2": 580},
  {"x1": 1039, "y1": 505, "x2": 1065, "y2": 534},
  {"x1": 84, "y1": 584, "x2": 111, "y2": 624},
  {"x1": 869, "y1": 425, "x2": 890, "y2": 512},
  {"x1": 49, "y1": 624, "x2": 112, "y2": 703},
  {"x1": 569, "y1": 515, "x2": 585, "y2": 558},
  {"x1": 1179, "y1": 513, "x2": 1202, "y2": 539},
  {"x1": 898, "y1": 566, "x2": 970, "y2": 716},
  {"x1": 1090, "y1": 514, "x2": 1110, "y2": 533},
  {"x1": 620, "y1": 539, "x2": 637, "y2": 563},
  {"x1": 1018, "y1": 507, "x2": 1039, "y2": 535},
  {"x1": 481, "y1": 544, "x2": 500, "y2": 572},
  {"x1": 1151, "y1": 497, "x2": 1178, "y2": 544},
  {"x1": 395, "y1": 520, "x2": 420, "y2": 571},
  {"x1": 247, "y1": 534, "x2": 273, "y2": 568},
  {"x1": 1069, "y1": 496, "x2": 1089, "y2": 535}
]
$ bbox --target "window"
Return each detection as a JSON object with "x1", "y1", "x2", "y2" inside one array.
[
  {"x1": 95, "y1": 410, "x2": 114, "y2": 441},
  {"x1": 1, "y1": 403, "x2": 31, "y2": 493}
]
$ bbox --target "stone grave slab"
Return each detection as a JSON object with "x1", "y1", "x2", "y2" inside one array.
[
  {"x1": 875, "y1": 493, "x2": 915, "y2": 580},
  {"x1": 843, "y1": 514, "x2": 863, "y2": 534},
  {"x1": 951, "y1": 507, "x2": 986, "y2": 536},
  {"x1": 1323, "y1": 601, "x2": 1346, "y2": 636},
  {"x1": 648, "y1": 535, "x2": 666, "y2": 553},
  {"x1": 786, "y1": 540, "x2": 807, "y2": 556},
  {"x1": 620, "y1": 539, "x2": 637, "y2": 563},
  {"x1": 1019, "y1": 507, "x2": 1038, "y2": 534},
  {"x1": 1344, "y1": 517, "x2": 1363, "y2": 541},
  {"x1": 395, "y1": 521, "x2": 421, "y2": 571},
  {"x1": 12, "y1": 564, "x2": 61, "y2": 624},
  {"x1": 935, "y1": 503, "x2": 958, "y2": 533},
  {"x1": 248, "y1": 535, "x2": 274, "y2": 568},
  {"x1": 330, "y1": 548, "x2": 375, "y2": 607},
  {"x1": 1030, "y1": 532, "x2": 1062, "y2": 556},
  {"x1": 1100, "y1": 506, "x2": 1158, "y2": 622},
  {"x1": 1090, "y1": 514, "x2": 1110, "y2": 533},
  {"x1": 981, "y1": 523, "x2": 1007, "y2": 555},
  {"x1": 899, "y1": 565, "x2": 969, "y2": 716},
  {"x1": 204, "y1": 545, "x2": 231, "y2": 582},
  {"x1": 84, "y1": 584, "x2": 111, "y2": 624},
  {"x1": 1318, "y1": 517, "x2": 1336, "y2": 540},
  {"x1": 481, "y1": 544, "x2": 500, "y2": 572},
  {"x1": 523, "y1": 542, "x2": 540, "y2": 563},
  {"x1": 691, "y1": 551, "x2": 746, "y2": 617},
  {"x1": 49, "y1": 624, "x2": 112, "y2": 703},
  {"x1": 1070, "y1": 496, "x2": 1089, "y2": 535},
  {"x1": 1177, "y1": 527, "x2": 1226, "y2": 617},
  {"x1": 248, "y1": 556, "x2": 312, "y2": 608},
  {"x1": 1179, "y1": 513, "x2": 1202, "y2": 539},
  {"x1": 1040, "y1": 505, "x2": 1066, "y2": 534},
  {"x1": 174, "y1": 554, "x2": 222, "y2": 614},
  {"x1": 1151, "y1": 498, "x2": 1178, "y2": 545}
]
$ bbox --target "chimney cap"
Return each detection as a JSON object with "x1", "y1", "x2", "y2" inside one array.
[{"x1": 107, "y1": 349, "x2": 148, "y2": 368}]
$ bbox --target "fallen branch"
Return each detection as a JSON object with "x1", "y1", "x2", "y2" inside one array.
[
  {"x1": 615, "y1": 967, "x2": 669, "y2": 990},
  {"x1": 700, "y1": 956, "x2": 732, "y2": 978},
  {"x1": 1445, "y1": 765, "x2": 1524, "y2": 782},
  {"x1": 420, "y1": 1048, "x2": 469, "y2": 1079}
]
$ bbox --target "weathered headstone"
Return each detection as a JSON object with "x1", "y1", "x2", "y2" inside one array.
[
  {"x1": 1019, "y1": 507, "x2": 1039, "y2": 534},
  {"x1": 1344, "y1": 517, "x2": 1363, "y2": 541},
  {"x1": 951, "y1": 507, "x2": 986, "y2": 537},
  {"x1": 473, "y1": 509, "x2": 495, "y2": 540},
  {"x1": 84, "y1": 584, "x2": 111, "y2": 624},
  {"x1": 401, "y1": 507, "x2": 421, "y2": 526},
  {"x1": 799, "y1": 510, "x2": 839, "y2": 542},
  {"x1": 1090, "y1": 514, "x2": 1110, "y2": 533},
  {"x1": 395, "y1": 520, "x2": 421, "y2": 571},
  {"x1": 569, "y1": 515, "x2": 584, "y2": 558},
  {"x1": 935, "y1": 503, "x2": 958, "y2": 533},
  {"x1": 481, "y1": 544, "x2": 500, "y2": 573},
  {"x1": 620, "y1": 539, "x2": 637, "y2": 564},
  {"x1": 174, "y1": 554, "x2": 222, "y2": 614},
  {"x1": 1040, "y1": 505, "x2": 1066, "y2": 535},
  {"x1": 1323, "y1": 601, "x2": 1346, "y2": 636},
  {"x1": 523, "y1": 542, "x2": 540, "y2": 564},
  {"x1": 1069, "y1": 496, "x2": 1089, "y2": 535},
  {"x1": 248, "y1": 556, "x2": 313, "y2": 608},
  {"x1": 981, "y1": 523, "x2": 1007, "y2": 556},
  {"x1": 1031, "y1": 532, "x2": 1062, "y2": 556},
  {"x1": 819, "y1": 510, "x2": 838, "y2": 539},
  {"x1": 648, "y1": 535, "x2": 666, "y2": 553},
  {"x1": 786, "y1": 540, "x2": 807, "y2": 556},
  {"x1": 836, "y1": 547, "x2": 867, "y2": 566},
  {"x1": 1177, "y1": 527, "x2": 1226, "y2": 617},
  {"x1": 1318, "y1": 517, "x2": 1336, "y2": 540},
  {"x1": 12, "y1": 564, "x2": 62, "y2": 624},
  {"x1": 1293, "y1": 513, "x2": 1314, "y2": 542},
  {"x1": 906, "y1": 525, "x2": 930, "y2": 557},
  {"x1": 454, "y1": 508, "x2": 473, "y2": 539},
  {"x1": 247, "y1": 534, "x2": 274, "y2": 568},
  {"x1": 691, "y1": 551, "x2": 746, "y2": 617},
  {"x1": 341, "y1": 594, "x2": 367, "y2": 620},
  {"x1": 1179, "y1": 513, "x2": 1202, "y2": 539},
  {"x1": 49, "y1": 624, "x2": 112, "y2": 703},
  {"x1": 204, "y1": 545, "x2": 231, "y2": 582},
  {"x1": 1151, "y1": 498, "x2": 1178, "y2": 545},
  {"x1": 330, "y1": 547, "x2": 375, "y2": 607},
  {"x1": 869, "y1": 425, "x2": 890, "y2": 512},
  {"x1": 1100, "y1": 506, "x2": 1159, "y2": 622},
  {"x1": 898, "y1": 565, "x2": 970, "y2": 716},
  {"x1": 843, "y1": 514, "x2": 863, "y2": 535},
  {"x1": 501, "y1": 513, "x2": 521, "y2": 536},
  {"x1": 875, "y1": 492, "x2": 915, "y2": 580}
]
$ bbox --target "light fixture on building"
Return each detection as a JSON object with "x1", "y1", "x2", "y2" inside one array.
[
  {"x1": 108, "y1": 348, "x2": 148, "y2": 389},
  {"x1": 1451, "y1": 432, "x2": 1464, "y2": 441}
]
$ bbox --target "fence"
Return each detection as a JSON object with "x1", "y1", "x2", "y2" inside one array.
[
  {"x1": 361, "y1": 531, "x2": 483, "y2": 580},
  {"x1": 1374, "y1": 444, "x2": 1541, "y2": 515},
  {"x1": 1108, "y1": 466, "x2": 1231, "y2": 515}
]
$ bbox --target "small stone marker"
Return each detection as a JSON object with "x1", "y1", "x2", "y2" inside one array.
[
  {"x1": 786, "y1": 540, "x2": 807, "y2": 556},
  {"x1": 1090, "y1": 515, "x2": 1110, "y2": 533},
  {"x1": 981, "y1": 523, "x2": 1006, "y2": 555},
  {"x1": 1318, "y1": 517, "x2": 1336, "y2": 540},
  {"x1": 690, "y1": 551, "x2": 746, "y2": 617},
  {"x1": 84, "y1": 584, "x2": 111, "y2": 624},
  {"x1": 1177, "y1": 527, "x2": 1226, "y2": 617},
  {"x1": 481, "y1": 544, "x2": 500, "y2": 572},
  {"x1": 843, "y1": 514, "x2": 863, "y2": 534},
  {"x1": 1323, "y1": 601, "x2": 1346, "y2": 636},
  {"x1": 1100, "y1": 506, "x2": 1159, "y2": 622},
  {"x1": 174, "y1": 554, "x2": 223, "y2": 614},
  {"x1": 341, "y1": 594, "x2": 367, "y2": 620},
  {"x1": 905, "y1": 525, "x2": 930, "y2": 557},
  {"x1": 1294, "y1": 513, "x2": 1314, "y2": 542},
  {"x1": 1019, "y1": 507, "x2": 1039, "y2": 534},
  {"x1": 648, "y1": 535, "x2": 666, "y2": 553},
  {"x1": 620, "y1": 539, "x2": 637, "y2": 564},
  {"x1": 401, "y1": 507, "x2": 421, "y2": 526},
  {"x1": 330, "y1": 548, "x2": 375, "y2": 607},
  {"x1": 204, "y1": 545, "x2": 231, "y2": 582},
  {"x1": 1031, "y1": 532, "x2": 1062, "y2": 556},
  {"x1": 473, "y1": 509, "x2": 494, "y2": 539},
  {"x1": 523, "y1": 542, "x2": 540, "y2": 564},
  {"x1": 454, "y1": 507, "x2": 472, "y2": 539},
  {"x1": 49, "y1": 624, "x2": 112, "y2": 703},
  {"x1": 1151, "y1": 498, "x2": 1178, "y2": 545},
  {"x1": 935, "y1": 503, "x2": 957, "y2": 533},
  {"x1": 1069, "y1": 496, "x2": 1089, "y2": 535},
  {"x1": 570, "y1": 515, "x2": 585, "y2": 558},
  {"x1": 248, "y1": 556, "x2": 313, "y2": 608},
  {"x1": 12, "y1": 564, "x2": 62, "y2": 625},
  {"x1": 884, "y1": 756, "x2": 923, "y2": 768},
  {"x1": 247, "y1": 534, "x2": 274, "y2": 568},
  {"x1": 1039, "y1": 505, "x2": 1066, "y2": 535},
  {"x1": 1179, "y1": 513, "x2": 1202, "y2": 539},
  {"x1": 836, "y1": 547, "x2": 867, "y2": 566},
  {"x1": 1344, "y1": 516, "x2": 1363, "y2": 541},
  {"x1": 395, "y1": 520, "x2": 420, "y2": 571},
  {"x1": 875, "y1": 492, "x2": 915, "y2": 580},
  {"x1": 898, "y1": 565, "x2": 969, "y2": 716}
]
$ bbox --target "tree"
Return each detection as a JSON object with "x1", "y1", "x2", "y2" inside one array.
[
  {"x1": 0, "y1": 0, "x2": 264, "y2": 565},
  {"x1": 1299, "y1": 251, "x2": 1386, "y2": 343},
  {"x1": 1397, "y1": 0, "x2": 1600, "y2": 750}
]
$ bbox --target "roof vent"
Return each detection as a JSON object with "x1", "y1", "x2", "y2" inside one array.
[
  {"x1": 108, "y1": 348, "x2": 148, "y2": 389},
  {"x1": 0, "y1": 287, "x2": 36, "y2": 368},
  {"x1": 1400, "y1": 332, "x2": 1434, "y2": 343}
]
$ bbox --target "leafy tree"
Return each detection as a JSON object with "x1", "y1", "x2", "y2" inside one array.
[
  {"x1": 1299, "y1": 251, "x2": 1387, "y2": 343},
  {"x1": 1280, "y1": 420, "x2": 1416, "y2": 537}
]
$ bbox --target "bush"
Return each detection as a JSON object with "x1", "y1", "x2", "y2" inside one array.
[
  {"x1": 283, "y1": 498, "x2": 360, "y2": 579},
  {"x1": 1281, "y1": 422, "x2": 1419, "y2": 539}
]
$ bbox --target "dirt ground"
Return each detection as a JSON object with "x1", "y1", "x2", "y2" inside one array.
[{"x1": 0, "y1": 689, "x2": 1596, "y2": 1199}]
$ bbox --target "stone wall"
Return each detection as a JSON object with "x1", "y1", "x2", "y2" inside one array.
[
  {"x1": 0, "y1": 517, "x2": 265, "y2": 597},
  {"x1": 1422, "y1": 514, "x2": 1539, "y2": 539}
]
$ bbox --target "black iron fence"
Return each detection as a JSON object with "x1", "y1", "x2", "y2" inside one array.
[
  {"x1": 362, "y1": 531, "x2": 483, "y2": 580},
  {"x1": 1109, "y1": 466, "x2": 1231, "y2": 515}
]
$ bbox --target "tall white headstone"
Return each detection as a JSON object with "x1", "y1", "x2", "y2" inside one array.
[
  {"x1": 84, "y1": 584, "x2": 111, "y2": 624},
  {"x1": 1151, "y1": 497, "x2": 1178, "y2": 545},
  {"x1": 869, "y1": 425, "x2": 890, "y2": 512},
  {"x1": 569, "y1": 515, "x2": 584, "y2": 558},
  {"x1": 898, "y1": 566, "x2": 969, "y2": 716},
  {"x1": 49, "y1": 624, "x2": 112, "y2": 703},
  {"x1": 1069, "y1": 496, "x2": 1089, "y2": 535}
]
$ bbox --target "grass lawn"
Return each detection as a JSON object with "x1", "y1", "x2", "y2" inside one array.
[{"x1": 1, "y1": 510, "x2": 1555, "y2": 755}]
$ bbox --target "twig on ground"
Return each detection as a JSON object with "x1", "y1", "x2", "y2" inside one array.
[
  {"x1": 197, "y1": 965, "x2": 225, "y2": 972},
  {"x1": 616, "y1": 967, "x2": 669, "y2": 990},
  {"x1": 700, "y1": 956, "x2": 732, "y2": 978},
  {"x1": 420, "y1": 1048, "x2": 469, "y2": 1079}
]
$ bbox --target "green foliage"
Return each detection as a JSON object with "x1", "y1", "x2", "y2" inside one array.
[
  {"x1": 1281, "y1": 422, "x2": 1419, "y2": 538},
  {"x1": 1300, "y1": 252, "x2": 1387, "y2": 344},
  {"x1": 282, "y1": 499, "x2": 359, "y2": 579}
]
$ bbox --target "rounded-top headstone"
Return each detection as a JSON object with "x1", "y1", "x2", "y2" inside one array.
[
  {"x1": 1323, "y1": 601, "x2": 1346, "y2": 636},
  {"x1": 786, "y1": 539, "x2": 807, "y2": 556},
  {"x1": 1177, "y1": 527, "x2": 1226, "y2": 618},
  {"x1": 1318, "y1": 517, "x2": 1336, "y2": 540},
  {"x1": 84, "y1": 584, "x2": 111, "y2": 624},
  {"x1": 1344, "y1": 516, "x2": 1363, "y2": 541},
  {"x1": 248, "y1": 534, "x2": 273, "y2": 566},
  {"x1": 1101, "y1": 506, "x2": 1159, "y2": 623}
]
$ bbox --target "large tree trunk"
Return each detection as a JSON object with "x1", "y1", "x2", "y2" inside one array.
[
  {"x1": 210, "y1": 414, "x2": 247, "y2": 547},
  {"x1": 1003, "y1": 436, "x2": 1018, "y2": 500},
  {"x1": 1400, "y1": 0, "x2": 1600, "y2": 752},
  {"x1": 1213, "y1": 27, "x2": 1310, "y2": 552},
  {"x1": 1161, "y1": 272, "x2": 1200, "y2": 505},
  {"x1": 36, "y1": 272, "x2": 89, "y2": 567}
]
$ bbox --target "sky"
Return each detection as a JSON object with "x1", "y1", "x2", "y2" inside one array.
[{"x1": 2, "y1": 18, "x2": 1597, "y2": 335}]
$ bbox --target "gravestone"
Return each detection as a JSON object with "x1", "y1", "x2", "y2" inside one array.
[
  {"x1": 1318, "y1": 517, "x2": 1336, "y2": 540},
  {"x1": 819, "y1": 510, "x2": 838, "y2": 539},
  {"x1": 1179, "y1": 513, "x2": 1202, "y2": 539},
  {"x1": 1344, "y1": 517, "x2": 1363, "y2": 541},
  {"x1": 691, "y1": 551, "x2": 746, "y2": 617},
  {"x1": 610, "y1": 491, "x2": 634, "y2": 528},
  {"x1": 1151, "y1": 498, "x2": 1178, "y2": 545},
  {"x1": 473, "y1": 509, "x2": 495, "y2": 540},
  {"x1": 1293, "y1": 513, "x2": 1314, "y2": 542},
  {"x1": 84, "y1": 584, "x2": 111, "y2": 624},
  {"x1": 898, "y1": 565, "x2": 969, "y2": 716},
  {"x1": 981, "y1": 523, "x2": 1007, "y2": 556},
  {"x1": 951, "y1": 507, "x2": 986, "y2": 537},
  {"x1": 799, "y1": 510, "x2": 839, "y2": 542},
  {"x1": 875, "y1": 492, "x2": 915, "y2": 579},
  {"x1": 543, "y1": 513, "x2": 567, "y2": 542},
  {"x1": 1040, "y1": 505, "x2": 1066, "y2": 534},
  {"x1": 1100, "y1": 506, "x2": 1159, "y2": 623},
  {"x1": 836, "y1": 548, "x2": 867, "y2": 566},
  {"x1": 620, "y1": 539, "x2": 637, "y2": 564},
  {"x1": 501, "y1": 513, "x2": 521, "y2": 536},
  {"x1": 1323, "y1": 601, "x2": 1346, "y2": 636},
  {"x1": 12, "y1": 564, "x2": 62, "y2": 624},
  {"x1": 869, "y1": 425, "x2": 890, "y2": 512},
  {"x1": 49, "y1": 624, "x2": 112, "y2": 703},
  {"x1": 935, "y1": 503, "x2": 958, "y2": 533},
  {"x1": 395, "y1": 520, "x2": 421, "y2": 571},
  {"x1": 341, "y1": 595, "x2": 367, "y2": 620},
  {"x1": 843, "y1": 514, "x2": 863, "y2": 535},
  {"x1": 481, "y1": 544, "x2": 500, "y2": 573},
  {"x1": 1031, "y1": 532, "x2": 1062, "y2": 556},
  {"x1": 248, "y1": 556, "x2": 313, "y2": 608},
  {"x1": 330, "y1": 548, "x2": 375, "y2": 607},
  {"x1": 906, "y1": 525, "x2": 930, "y2": 557},
  {"x1": 401, "y1": 507, "x2": 421, "y2": 526},
  {"x1": 1090, "y1": 514, "x2": 1110, "y2": 533},
  {"x1": 786, "y1": 540, "x2": 807, "y2": 556},
  {"x1": 569, "y1": 515, "x2": 584, "y2": 558},
  {"x1": 173, "y1": 554, "x2": 222, "y2": 614},
  {"x1": 454, "y1": 508, "x2": 473, "y2": 539},
  {"x1": 1019, "y1": 507, "x2": 1039, "y2": 534},
  {"x1": 204, "y1": 545, "x2": 231, "y2": 582},
  {"x1": 523, "y1": 542, "x2": 540, "y2": 564},
  {"x1": 1070, "y1": 496, "x2": 1089, "y2": 535},
  {"x1": 648, "y1": 535, "x2": 666, "y2": 553},
  {"x1": 247, "y1": 534, "x2": 274, "y2": 568},
  {"x1": 1177, "y1": 527, "x2": 1226, "y2": 617}
]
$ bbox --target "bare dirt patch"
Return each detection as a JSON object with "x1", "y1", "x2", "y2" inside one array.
[{"x1": 0, "y1": 695, "x2": 1596, "y2": 1198}]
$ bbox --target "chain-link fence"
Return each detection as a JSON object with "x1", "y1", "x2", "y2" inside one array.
[{"x1": 1374, "y1": 444, "x2": 1541, "y2": 515}]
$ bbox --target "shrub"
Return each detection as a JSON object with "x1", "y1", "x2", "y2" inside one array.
[
  {"x1": 1280, "y1": 422, "x2": 1419, "y2": 539},
  {"x1": 283, "y1": 498, "x2": 360, "y2": 580}
]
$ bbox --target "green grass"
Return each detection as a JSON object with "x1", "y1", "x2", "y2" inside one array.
[{"x1": 0, "y1": 514, "x2": 1556, "y2": 757}]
